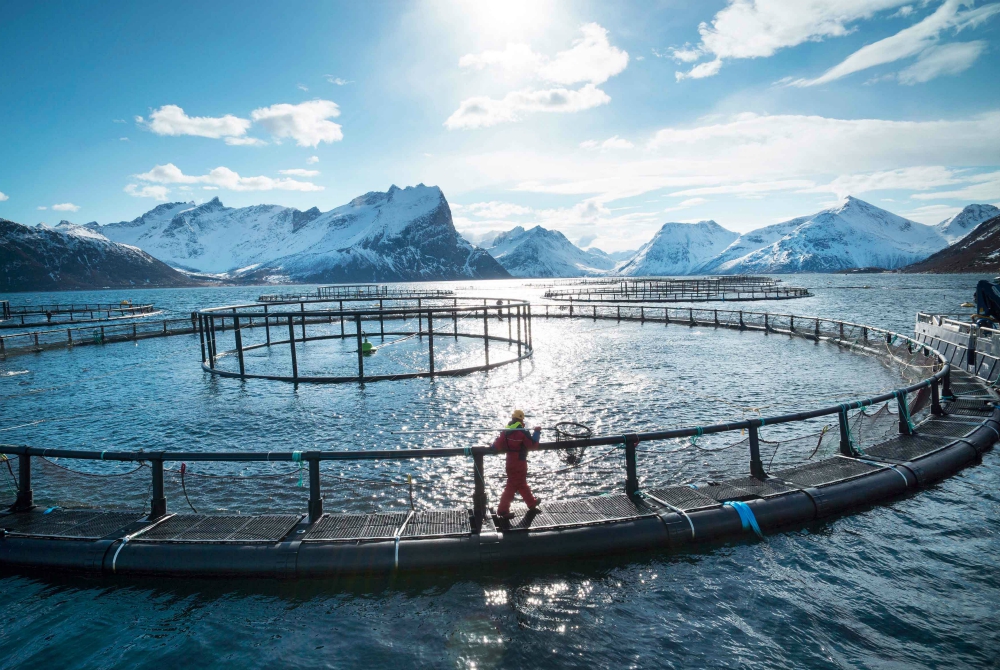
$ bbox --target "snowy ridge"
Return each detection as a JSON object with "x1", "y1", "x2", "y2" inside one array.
[
  {"x1": 703, "y1": 197, "x2": 949, "y2": 273},
  {"x1": 0, "y1": 217, "x2": 194, "y2": 291},
  {"x1": 485, "y1": 226, "x2": 616, "y2": 277},
  {"x1": 616, "y1": 220, "x2": 738, "y2": 276},
  {"x1": 935, "y1": 204, "x2": 1000, "y2": 244},
  {"x1": 94, "y1": 185, "x2": 508, "y2": 282}
]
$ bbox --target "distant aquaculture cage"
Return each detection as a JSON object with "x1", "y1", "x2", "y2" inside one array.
[
  {"x1": 257, "y1": 284, "x2": 455, "y2": 302},
  {"x1": 544, "y1": 276, "x2": 810, "y2": 303},
  {"x1": 196, "y1": 296, "x2": 533, "y2": 383},
  {"x1": 0, "y1": 302, "x2": 160, "y2": 329}
]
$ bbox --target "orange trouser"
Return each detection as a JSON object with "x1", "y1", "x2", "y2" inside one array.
[{"x1": 497, "y1": 464, "x2": 537, "y2": 515}]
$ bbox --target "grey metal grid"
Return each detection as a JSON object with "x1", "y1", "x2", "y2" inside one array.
[
  {"x1": 720, "y1": 476, "x2": 799, "y2": 499},
  {"x1": 645, "y1": 486, "x2": 721, "y2": 511},
  {"x1": 916, "y1": 421, "x2": 979, "y2": 439},
  {"x1": 588, "y1": 494, "x2": 649, "y2": 519},
  {"x1": 945, "y1": 399, "x2": 995, "y2": 417},
  {"x1": 135, "y1": 514, "x2": 299, "y2": 543},
  {"x1": 401, "y1": 510, "x2": 470, "y2": 538},
  {"x1": 864, "y1": 434, "x2": 956, "y2": 462},
  {"x1": 773, "y1": 457, "x2": 883, "y2": 488},
  {"x1": 0, "y1": 509, "x2": 143, "y2": 539},
  {"x1": 304, "y1": 511, "x2": 410, "y2": 542}
]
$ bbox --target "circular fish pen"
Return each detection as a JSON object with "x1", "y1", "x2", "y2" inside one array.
[
  {"x1": 257, "y1": 283, "x2": 456, "y2": 302},
  {"x1": 544, "y1": 276, "x2": 810, "y2": 303},
  {"x1": 196, "y1": 296, "x2": 534, "y2": 383},
  {"x1": 1, "y1": 306, "x2": 996, "y2": 579},
  {"x1": 0, "y1": 302, "x2": 160, "y2": 329}
]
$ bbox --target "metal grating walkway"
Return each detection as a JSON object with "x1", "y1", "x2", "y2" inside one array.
[
  {"x1": 402, "y1": 510, "x2": 471, "y2": 538},
  {"x1": 944, "y1": 398, "x2": 995, "y2": 417},
  {"x1": 0, "y1": 509, "x2": 144, "y2": 539},
  {"x1": 696, "y1": 476, "x2": 798, "y2": 502},
  {"x1": 773, "y1": 456, "x2": 884, "y2": 488},
  {"x1": 134, "y1": 514, "x2": 301, "y2": 543},
  {"x1": 645, "y1": 486, "x2": 721, "y2": 511},
  {"x1": 503, "y1": 494, "x2": 653, "y2": 532},
  {"x1": 304, "y1": 512, "x2": 410, "y2": 542},
  {"x1": 863, "y1": 434, "x2": 956, "y2": 462}
]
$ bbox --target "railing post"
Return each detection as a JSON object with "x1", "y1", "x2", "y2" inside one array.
[
  {"x1": 150, "y1": 458, "x2": 166, "y2": 519},
  {"x1": 931, "y1": 378, "x2": 944, "y2": 415},
  {"x1": 264, "y1": 305, "x2": 271, "y2": 345},
  {"x1": 942, "y1": 366, "x2": 953, "y2": 398},
  {"x1": 354, "y1": 313, "x2": 364, "y2": 381},
  {"x1": 624, "y1": 434, "x2": 639, "y2": 498},
  {"x1": 12, "y1": 451, "x2": 33, "y2": 511},
  {"x1": 287, "y1": 316, "x2": 298, "y2": 380},
  {"x1": 452, "y1": 303, "x2": 458, "y2": 340},
  {"x1": 427, "y1": 310, "x2": 435, "y2": 376},
  {"x1": 208, "y1": 317, "x2": 217, "y2": 369},
  {"x1": 418, "y1": 298, "x2": 423, "y2": 338},
  {"x1": 748, "y1": 425, "x2": 766, "y2": 479},
  {"x1": 473, "y1": 451, "x2": 487, "y2": 529},
  {"x1": 339, "y1": 300, "x2": 345, "y2": 337},
  {"x1": 838, "y1": 406, "x2": 854, "y2": 456},
  {"x1": 308, "y1": 457, "x2": 323, "y2": 523},
  {"x1": 483, "y1": 307, "x2": 490, "y2": 367},
  {"x1": 234, "y1": 314, "x2": 245, "y2": 378},
  {"x1": 968, "y1": 327, "x2": 977, "y2": 368},
  {"x1": 198, "y1": 314, "x2": 206, "y2": 362},
  {"x1": 379, "y1": 299, "x2": 385, "y2": 340},
  {"x1": 516, "y1": 306, "x2": 522, "y2": 358},
  {"x1": 739, "y1": 311, "x2": 745, "y2": 330},
  {"x1": 897, "y1": 391, "x2": 913, "y2": 435},
  {"x1": 839, "y1": 322, "x2": 844, "y2": 340}
]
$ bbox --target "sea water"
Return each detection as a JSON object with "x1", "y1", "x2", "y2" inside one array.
[{"x1": 0, "y1": 274, "x2": 996, "y2": 669}]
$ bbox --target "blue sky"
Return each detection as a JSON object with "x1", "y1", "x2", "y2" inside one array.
[{"x1": 1, "y1": 0, "x2": 999, "y2": 251}]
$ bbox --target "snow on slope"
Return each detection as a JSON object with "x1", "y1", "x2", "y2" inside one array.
[
  {"x1": 486, "y1": 225, "x2": 616, "y2": 277},
  {"x1": 1, "y1": 218, "x2": 195, "y2": 291},
  {"x1": 705, "y1": 197, "x2": 948, "y2": 274},
  {"x1": 616, "y1": 220, "x2": 738, "y2": 276},
  {"x1": 95, "y1": 185, "x2": 508, "y2": 282},
  {"x1": 935, "y1": 204, "x2": 1000, "y2": 244}
]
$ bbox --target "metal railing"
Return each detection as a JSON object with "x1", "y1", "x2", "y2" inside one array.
[
  {"x1": 197, "y1": 296, "x2": 534, "y2": 383},
  {"x1": 1, "y1": 308, "x2": 951, "y2": 530},
  {"x1": 258, "y1": 287, "x2": 455, "y2": 302},
  {"x1": 0, "y1": 303, "x2": 158, "y2": 328},
  {"x1": 0, "y1": 314, "x2": 198, "y2": 357},
  {"x1": 544, "y1": 278, "x2": 810, "y2": 303}
]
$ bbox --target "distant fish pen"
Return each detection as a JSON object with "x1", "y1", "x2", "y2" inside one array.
[
  {"x1": 0, "y1": 302, "x2": 160, "y2": 329},
  {"x1": 258, "y1": 284, "x2": 455, "y2": 302},
  {"x1": 0, "y1": 300, "x2": 10, "y2": 321},
  {"x1": 197, "y1": 296, "x2": 533, "y2": 383},
  {"x1": 544, "y1": 277, "x2": 810, "y2": 303},
  {"x1": 1, "y1": 307, "x2": 996, "y2": 579},
  {"x1": 0, "y1": 314, "x2": 200, "y2": 358}
]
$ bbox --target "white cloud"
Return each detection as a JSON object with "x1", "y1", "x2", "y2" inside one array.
[
  {"x1": 37, "y1": 206, "x2": 47, "y2": 210},
  {"x1": 0, "y1": 191, "x2": 7, "y2": 201},
  {"x1": 910, "y1": 170, "x2": 1000, "y2": 200},
  {"x1": 669, "y1": 46, "x2": 702, "y2": 63},
  {"x1": 900, "y1": 203, "x2": 962, "y2": 223},
  {"x1": 450, "y1": 23, "x2": 626, "y2": 129},
  {"x1": 805, "y1": 166, "x2": 963, "y2": 198},
  {"x1": 124, "y1": 184, "x2": 170, "y2": 201},
  {"x1": 134, "y1": 163, "x2": 324, "y2": 192},
  {"x1": 279, "y1": 168, "x2": 320, "y2": 176},
  {"x1": 119, "y1": 137, "x2": 129, "y2": 141},
  {"x1": 137, "y1": 104, "x2": 251, "y2": 139},
  {"x1": 581, "y1": 136, "x2": 634, "y2": 150},
  {"x1": 459, "y1": 43, "x2": 543, "y2": 74},
  {"x1": 680, "y1": 197, "x2": 708, "y2": 207},
  {"x1": 463, "y1": 201, "x2": 534, "y2": 218},
  {"x1": 297, "y1": 84, "x2": 309, "y2": 91},
  {"x1": 325, "y1": 76, "x2": 351, "y2": 85},
  {"x1": 897, "y1": 40, "x2": 988, "y2": 84},
  {"x1": 113, "y1": 118, "x2": 127, "y2": 124},
  {"x1": 445, "y1": 84, "x2": 610, "y2": 129},
  {"x1": 891, "y1": 5, "x2": 915, "y2": 18},
  {"x1": 677, "y1": 0, "x2": 909, "y2": 79},
  {"x1": 52, "y1": 203, "x2": 80, "y2": 212},
  {"x1": 669, "y1": 179, "x2": 817, "y2": 198},
  {"x1": 306, "y1": 155, "x2": 320, "y2": 164},
  {"x1": 675, "y1": 58, "x2": 722, "y2": 81},
  {"x1": 792, "y1": 1, "x2": 1000, "y2": 86},
  {"x1": 536, "y1": 23, "x2": 629, "y2": 85},
  {"x1": 250, "y1": 100, "x2": 343, "y2": 147},
  {"x1": 224, "y1": 136, "x2": 268, "y2": 146}
]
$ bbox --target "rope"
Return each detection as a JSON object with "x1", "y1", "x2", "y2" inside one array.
[
  {"x1": 180, "y1": 463, "x2": 198, "y2": 513},
  {"x1": 724, "y1": 500, "x2": 764, "y2": 539}
]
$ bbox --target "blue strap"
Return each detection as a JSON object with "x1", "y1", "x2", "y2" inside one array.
[{"x1": 724, "y1": 501, "x2": 764, "y2": 539}]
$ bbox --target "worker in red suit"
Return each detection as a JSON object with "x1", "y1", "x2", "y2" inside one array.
[{"x1": 492, "y1": 409, "x2": 543, "y2": 519}]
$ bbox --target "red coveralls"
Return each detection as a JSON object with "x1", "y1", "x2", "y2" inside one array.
[{"x1": 492, "y1": 422, "x2": 540, "y2": 515}]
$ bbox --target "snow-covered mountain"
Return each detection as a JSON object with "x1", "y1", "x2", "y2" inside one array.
[
  {"x1": 906, "y1": 212, "x2": 1000, "y2": 274},
  {"x1": 935, "y1": 204, "x2": 1000, "y2": 244},
  {"x1": 616, "y1": 220, "x2": 739, "y2": 276},
  {"x1": 703, "y1": 197, "x2": 948, "y2": 274},
  {"x1": 485, "y1": 225, "x2": 616, "y2": 277},
  {"x1": 1, "y1": 218, "x2": 196, "y2": 291},
  {"x1": 92, "y1": 185, "x2": 508, "y2": 283}
]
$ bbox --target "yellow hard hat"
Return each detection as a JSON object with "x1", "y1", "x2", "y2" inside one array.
[{"x1": 511, "y1": 409, "x2": 525, "y2": 422}]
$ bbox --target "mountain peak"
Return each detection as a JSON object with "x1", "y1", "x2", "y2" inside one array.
[{"x1": 937, "y1": 203, "x2": 1000, "y2": 243}]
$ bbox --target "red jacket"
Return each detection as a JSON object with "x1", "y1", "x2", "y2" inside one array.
[{"x1": 492, "y1": 422, "x2": 540, "y2": 468}]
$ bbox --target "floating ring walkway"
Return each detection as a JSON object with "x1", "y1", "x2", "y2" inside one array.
[{"x1": 0, "y1": 308, "x2": 996, "y2": 578}]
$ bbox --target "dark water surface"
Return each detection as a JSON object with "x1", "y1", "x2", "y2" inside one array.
[{"x1": 1, "y1": 274, "x2": 998, "y2": 669}]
